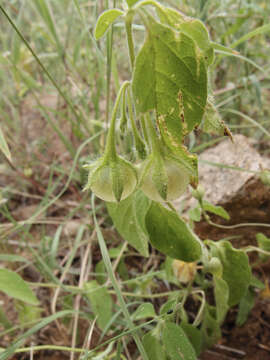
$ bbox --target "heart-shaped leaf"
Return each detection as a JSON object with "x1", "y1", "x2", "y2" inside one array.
[
  {"x1": 145, "y1": 202, "x2": 202, "y2": 262},
  {"x1": 107, "y1": 190, "x2": 151, "y2": 256},
  {"x1": 132, "y1": 17, "x2": 207, "y2": 150},
  {"x1": 209, "y1": 240, "x2": 251, "y2": 306}
]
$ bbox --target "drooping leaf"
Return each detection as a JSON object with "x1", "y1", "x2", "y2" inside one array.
[
  {"x1": 181, "y1": 322, "x2": 203, "y2": 356},
  {"x1": 107, "y1": 190, "x2": 150, "y2": 256},
  {"x1": 145, "y1": 202, "x2": 202, "y2": 262},
  {"x1": 94, "y1": 9, "x2": 124, "y2": 40},
  {"x1": 201, "y1": 305, "x2": 221, "y2": 349},
  {"x1": 132, "y1": 17, "x2": 207, "y2": 151},
  {"x1": 202, "y1": 200, "x2": 230, "y2": 220},
  {"x1": 214, "y1": 276, "x2": 229, "y2": 323},
  {"x1": 0, "y1": 269, "x2": 39, "y2": 305},
  {"x1": 84, "y1": 280, "x2": 113, "y2": 330},
  {"x1": 162, "y1": 322, "x2": 197, "y2": 360},
  {"x1": 0, "y1": 126, "x2": 11, "y2": 162},
  {"x1": 209, "y1": 240, "x2": 251, "y2": 306},
  {"x1": 236, "y1": 287, "x2": 256, "y2": 326},
  {"x1": 156, "y1": 6, "x2": 214, "y2": 65},
  {"x1": 132, "y1": 303, "x2": 156, "y2": 320},
  {"x1": 142, "y1": 330, "x2": 167, "y2": 360}
]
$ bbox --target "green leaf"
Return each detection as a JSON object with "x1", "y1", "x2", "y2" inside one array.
[
  {"x1": 202, "y1": 100, "x2": 232, "y2": 137},
  {"x1": 132, "y1": 17, "x2": 207, "y2": 150},
  {"x1": 188, "y1": 206, "x2": 201, "y2": 222},
  {"x1": 209, "y1": 241, "x2": 251, "y2": 306},
  {"x1": 0, "y1": 254, "x2": 29, "y2": 263},
  {"x1": 145, "y1": 202, "x2": 202, "y2": 262},
  {"x1": 256, "y1": 233, "x2": 270, "y2": 262},
  {"x1": 202, "y1": 200, "x2": 230, "y2": 220},
  {"x1": 132, "y1": 303, "x2": 156, "y2": 320},
  {"x1": 236, "y1": 287, "x2": 256, "y2": 326},
  {"x1": 94, "y1": 9, "x2": 124, "y2": 40},
  {"x1": 126, "y1": 0, "x2": 140, "y2": 7},
  {"x1": 214, "y1": 276, "x2": 229, "y2": 323},
  {"x1": 231, "y1": 23, "x2": 270, "y2": 49},
  {"x1": 250, "y1": 274, "x2": 265, "y2": 290},
  {"x1": 201, "y1": 305, "x2": 221, "y2": 349},
  {"x1": 0, "y1": 126, "x2": 11, "y2": 162},
  {"x1": 142, "y1": 330, "x2": 167, "y2": 360},
  {"x1": 0, "y1": 269, "x2": 39, "y2": 305},
  {"x1": 160, "y1": 298, "x2": 177, "y2": 315},
  {"x1": 107, "y1": 190, "x2": 150, "y2": 256},
  {"x1": 84, "y1": 280, "x2": 113, "y2": 330},
  {"x1": 156, "y1": 7, "x2": 214, "y2": 65},
  {"x1": 162, "y1": 322, "x2": 197, "y2": 360},
  {"x1": 181, "y1": 323, "x2": 202, "y2": 356}
]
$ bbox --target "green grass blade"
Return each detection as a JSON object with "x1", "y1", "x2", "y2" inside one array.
[
  {"x1": 231, "y1": 23, "x2": 270, "y2": 49},
  {"x1": 0, "y1": 310, "x2": 74, "y2": 360},
  {"x1": 0, "y1": 4, "x2": 88, "y2": 137},
  {"x1": 0, "y1": 125, "x2": 11, "y2": 161},
  {"x1": 225, "y1": 108, "x2": 270, "y2": 139},
  {"x1": 91, "y1": 194, "x2": 149, "y2": 360}
]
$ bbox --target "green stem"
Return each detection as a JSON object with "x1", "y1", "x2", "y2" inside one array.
[
  {"x1": 145, "y1": 113, "x2": 162, "y2": 155},
  {"x1": 125, "y1": 10, "x2": 135, "y2": 70},
  {"x1": 104, "y1": 81, "x2": 130, "y2": 161},
  {"x1": 127, "y1": 88, "x2": 146, "y2": 159},
  {"x1": 91, "y1": 195, "x2": 149, "y2": 360},
  {"x1": 140, "y1": 115, "x2": 150, "y2": 144}
]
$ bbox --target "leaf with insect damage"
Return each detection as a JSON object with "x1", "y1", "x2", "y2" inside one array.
[{"x1": 132, "y1": 17, "x2": 207, "y2": 151}]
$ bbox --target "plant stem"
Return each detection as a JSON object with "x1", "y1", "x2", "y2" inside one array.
[
  {"x1": 125, "y1": 10, "x2": 135, "y2": 70},
  {"x1": 104, "y1": 81, "x2": 130, "y2": 161},
  {"x1": 127, "y1": 88, "x2": 146, "y2": 159}
]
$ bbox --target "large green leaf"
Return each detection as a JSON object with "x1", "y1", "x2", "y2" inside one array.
[
  {"x1": 209, "y1": 241, "x2": 251, "y2": 306},
  {"x1": 94, "y1": 9, "x2": 124, "y2": 40},
  {"x1": 107, "y1": 190, "x2": 151, "y2": 256},
  {"x1": 145, "y1": 202, "x2": 202, "y2": 262},
  {"x1": 162, "y1": 322, "x2": 197, "y2": 360},
  {"x1": 0, "y1": 269, "x2": 39, "y2": 305},
  {"x1": 132, "y1": 17, "x2": 207, "y2": 150},
  {"x1": 181, "y1": 323, "x2": 202, "y2": 356},
  {"x1": 84, "y1": 280, "x2": 113, "y2": 330},
  {"x1": 142, "y1": 330, "x2": 167, "y2": 360},
  {"x1": 156, "y1": 6, "x2": 214, "y2": 65}
]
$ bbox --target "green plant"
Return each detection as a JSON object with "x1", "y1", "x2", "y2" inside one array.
[
  {"x1": 82, "y1": 0, "x2": 267, "y2": 358},
  {"x1": 1, "y1": 0, "x2": 270, "y2": 359}
]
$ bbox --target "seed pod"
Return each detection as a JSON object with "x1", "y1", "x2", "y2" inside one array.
[
  {"x1": 84, "y1": 156, "x2": 137, "y2": 202},
  {"x1": 139, "y1": 154, "x2": 190, "y2": 202}
]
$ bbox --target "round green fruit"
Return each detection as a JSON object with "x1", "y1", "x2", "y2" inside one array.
[
  {"x1": 140, "y1": 156, "x2": 190, "y2": 202},
  {"x1": 85, "y1": 157, "x2": 137, "y2": 202}
]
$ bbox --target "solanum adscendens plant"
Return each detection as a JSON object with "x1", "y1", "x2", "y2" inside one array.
[{"x1": 84, "y1": 0, "x2": 261, "y2": 358}]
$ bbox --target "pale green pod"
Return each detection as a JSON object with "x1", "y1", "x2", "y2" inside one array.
[
  {"x1": 140, "y1": 155, "x2": 190, "y2": 202},
  {"x1": 85, "y1": 156, "x2": 138, "y2": 203}
]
